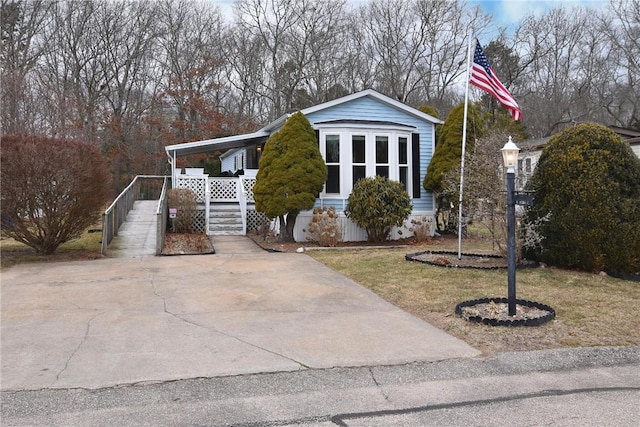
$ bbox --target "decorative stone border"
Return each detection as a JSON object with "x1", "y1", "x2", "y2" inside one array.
[
  {"x1": 405, "y1": 250, "x2": 539, "y2": 270},
  {"x1": 405, "y1": 250, "x2": 506, "y2": 270},
  {"x1": 455, "y1": 297, "x2": 556, "y2": 327}
]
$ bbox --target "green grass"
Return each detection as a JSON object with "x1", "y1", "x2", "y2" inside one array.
[{"x1": 308, "y1": 237, "x2": 640, "y2": 355}]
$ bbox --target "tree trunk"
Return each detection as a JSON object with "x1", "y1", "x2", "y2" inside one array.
[{"x1": 279, "y1": 212, "x2": 298, "y2": 242}]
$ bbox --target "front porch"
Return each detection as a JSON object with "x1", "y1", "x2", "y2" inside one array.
[{"x1": 174, "y1": 171, "x2": 266, "y2": 236}]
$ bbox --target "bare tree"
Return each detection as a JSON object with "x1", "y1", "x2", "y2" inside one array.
[
  {"x1": 235, "y1": 0, "x2": 300, "y2": 119},
  {"x1": 157, "y1": 0, "x2": 229, "y2": 141},
  {"x1": 35, "y1": 1, "x2": 110, "y2": 143},
  {"x1": 599, "y1": 0, "x2": 640, "y2": 128},
  {"x1": 223, "y1": 26, "x2": 268, "y2": 123},
  {"x1": 339, "y1": 9, "x2": 378, "y2": 93},
  {"x1": 1, "y1": 0, "x2": 53, "y2": 135},
  {"x1": 286, "y1": 0, "x2": 350, "y2": 108},
  {"x1": 410, "y1": 0, "x2": 490, "y2": 111},
  {"x1": 514, "y1": 5, "x2": 609, "y2": 136},
  {"x1": 97, "y1": 1, "x2": 159, "y2": 144}
]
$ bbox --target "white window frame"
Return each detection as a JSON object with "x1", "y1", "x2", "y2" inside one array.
[
  {"x1": 397, "y1": 134, "x2": 411, "y2": 194},
  {"x1": 317, "y1": 124, "x2": 415, "y2": 199},
  {"x1": 322, "y1": 133, "x2": 342, "y2": 195}
]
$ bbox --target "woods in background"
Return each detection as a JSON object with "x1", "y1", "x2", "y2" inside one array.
[{"x1": 2, "y1": 0, "x2": 638, "y2": 194}]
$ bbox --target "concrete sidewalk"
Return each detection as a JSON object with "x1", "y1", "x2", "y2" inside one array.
[{"x1": 1, "y1": 237, "x2": 480, "y2": 391}]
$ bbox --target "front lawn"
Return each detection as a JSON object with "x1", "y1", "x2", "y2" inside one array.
[{"x1": 307, "y1": 236, "x2": 640, "y2": 355}]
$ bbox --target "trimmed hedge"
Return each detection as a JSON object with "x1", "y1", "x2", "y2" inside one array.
[{"x1": 523, "y1": 123, "x2": 640, "y2": 273}]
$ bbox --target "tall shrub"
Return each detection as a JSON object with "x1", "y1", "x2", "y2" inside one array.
[
  {"x1": 254, "y1": 112, "x2": 327, "y2": 241},
  {"x1": 523, "y1": 123, "x2": 640, "y2": 273},
  {"x1": 424, "y1": 102, "x2": 485, "y2": 232},
  {"x1": 0, "y1": 135, "x2": 111, "y2": 254},
  {"x1": 345, "y1": 176, "x2": 412, "y2": 242}
]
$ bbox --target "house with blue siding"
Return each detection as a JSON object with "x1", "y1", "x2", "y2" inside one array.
[{"x1": 165, "y1": 89, "x2": 442, "y2": 241}]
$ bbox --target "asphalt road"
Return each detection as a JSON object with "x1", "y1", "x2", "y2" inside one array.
[{"x1": 2, "y1": 346, "x2": 638, "y2": 426}]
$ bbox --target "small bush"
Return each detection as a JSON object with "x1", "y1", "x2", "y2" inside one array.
[
  {"x1": 0, "y1": 134, "x2": 111, "y2": 254},
  {"x1": 409, "y1": 216, "x2": 433, "y2": 242},
  {"x1": 305, "y1": 206, "x2": 343, "y2": 247},
  {"x1": 345, "y1": 176, "x2": 412, "y2": 242},
  {"x1": 167, "y1": 188, "x2": 198, "y2": 233}
]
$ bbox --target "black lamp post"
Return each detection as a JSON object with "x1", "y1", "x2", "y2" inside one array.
[{"x1": 501, "y1": 137, "x2": 520, "y2": 316}]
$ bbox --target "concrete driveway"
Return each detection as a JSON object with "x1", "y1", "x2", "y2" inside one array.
[{"x1": 1, "y1": 236, "x2": 479, "y2": 391}]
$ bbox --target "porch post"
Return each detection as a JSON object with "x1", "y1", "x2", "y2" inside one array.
[{"x1": 205, "y1": 176, "x2": 211, "y2": 235}]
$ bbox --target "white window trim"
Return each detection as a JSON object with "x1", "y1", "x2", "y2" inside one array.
[{"x1": 317, "y1": 125, "x2": 414, "y2": 199}]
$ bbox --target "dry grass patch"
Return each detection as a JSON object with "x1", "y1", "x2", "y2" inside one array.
[
  {"x1": 1, "y1": 227, "x2": 103, "y2": 269},
  {"x1": 307, "y1": 240, "x2": 639, "y2": 356}
]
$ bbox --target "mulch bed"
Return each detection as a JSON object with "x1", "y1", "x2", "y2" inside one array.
[
  {"x1": 405, "y1": 250, "x2": 541, "y2": 270},
  {"x1": 406, "y1": 250, "x2": 507, "y2": 269},
  {"x1": 455, "y1": 297, "x2": 556, "y2": 327}
]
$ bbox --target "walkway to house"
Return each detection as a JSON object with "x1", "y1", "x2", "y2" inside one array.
[{"x1": 108, "y1": 200, "x2": 158, "y2": 257}]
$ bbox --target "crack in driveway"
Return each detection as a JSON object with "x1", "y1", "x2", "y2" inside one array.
[
  {"x1": 51, "y1": 312, "x2": 103, "y2": 387},
  {"x1": 149, "y1": 277, "x2": 310, "y2": 371}
]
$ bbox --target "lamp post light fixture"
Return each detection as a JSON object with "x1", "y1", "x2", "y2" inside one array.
[
  {"x1": 501, "y1": 136, "x2": 520, "y2": 316},
  {"x1": 453, "y1": 137, "x2": 553, "y2": 326}
]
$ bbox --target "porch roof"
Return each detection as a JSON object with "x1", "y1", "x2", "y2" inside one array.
[{"x1": 165, "y1": 131, "x2": 269, "y2": 158}]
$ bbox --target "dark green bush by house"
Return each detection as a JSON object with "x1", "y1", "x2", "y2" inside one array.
[
  {"x1": 523, "y1": 123, "x2": 640, "y2": 273},
  {"x1": 345, "y1": 176, "x2": 412, "y2": 242},
  {"x1": 254, "y1": 111, "x2": 327, "y2": 242},
  {"x1": 423, "y1": 102, "x2": 485, "y2": 232}
]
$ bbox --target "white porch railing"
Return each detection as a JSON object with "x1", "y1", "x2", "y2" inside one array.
[
  {"x1": 208, "y1": 178, "x2": 238, "y2": 202},
  {"x1": 175, "y1": 175, "x2": 257, "y2": 234}
]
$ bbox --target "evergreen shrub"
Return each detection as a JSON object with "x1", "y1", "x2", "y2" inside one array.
[
  {"x1": 345, "y1": 176, "x2": 412, "y2": 242},
  {"x1": 523, "y1": 123, "x2": 640, "y2": 273}
]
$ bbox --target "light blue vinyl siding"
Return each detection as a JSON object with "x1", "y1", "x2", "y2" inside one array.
[{"x1": 306, "y1": 96, "x2": 434, "y2": 212}]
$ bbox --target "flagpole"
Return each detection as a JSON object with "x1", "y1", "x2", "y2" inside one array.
[{"x1": 458, "y1": 35, "x2": 474, "y2": 260}]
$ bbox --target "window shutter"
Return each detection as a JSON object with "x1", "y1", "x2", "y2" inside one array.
[
  {"x1": 314, "y1": 129, "x2": 320, "y2": 145},
  {"x1": 412, "y1": 133, "x2": 421, "y2": 198}
]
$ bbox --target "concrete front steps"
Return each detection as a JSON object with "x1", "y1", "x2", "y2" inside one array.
[{"x1": 209, "y1": 203, "x2": 244, "y2": 235}]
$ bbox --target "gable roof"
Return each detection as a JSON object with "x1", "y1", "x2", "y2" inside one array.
[{"x1": 165, "y1": 89, "x2": 442, "y2": 159}]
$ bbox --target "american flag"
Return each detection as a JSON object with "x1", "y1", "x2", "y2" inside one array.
[{"x1": 470, "y1": 41, "x2": 522, "y2": 121}]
